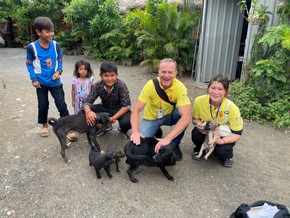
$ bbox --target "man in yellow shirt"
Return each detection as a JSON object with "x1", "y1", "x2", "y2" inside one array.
[{"x1": 130, "y1": 58, "x2": 192, "y2": 160}]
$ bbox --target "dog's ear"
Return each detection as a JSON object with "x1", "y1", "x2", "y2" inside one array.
[
  {"x1": 171, "y1": 152, "x2": 177, "y2": 163},
  {"x1": 95, "y1": 114, "x2": 101, "y2": 123},
  {"x1": 211, "y1": 120, "x2": 218, "y2": 129},
  {"x1": 203, "y1": 121, "x2": 211, "y2": 130},
  {"x1": 106, "y1": 153, "x2": 114, "y2": 159}
]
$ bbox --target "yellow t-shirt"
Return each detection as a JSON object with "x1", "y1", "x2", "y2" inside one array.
[
  {"x1": 138, "y1": 77, "x2": 191, "y2": 120},
  {"x1": 192, "y1": 95, "x2": 243, "y2": 131}
]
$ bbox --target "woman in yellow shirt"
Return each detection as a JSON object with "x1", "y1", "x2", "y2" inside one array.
[{"x1": 191, "y1": 74, "x2": 243, "y2": 167}]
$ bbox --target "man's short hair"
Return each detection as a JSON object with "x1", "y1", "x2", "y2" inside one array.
[
  {"x1": 100, "y1": 61, "x2": 118, "y2": 75},
  {"x1": 159, "y1": 58, "x2": 177, "y2": 70},
  {"x1": 33, "y1": 16, "x2": 54, "y2": 32}
]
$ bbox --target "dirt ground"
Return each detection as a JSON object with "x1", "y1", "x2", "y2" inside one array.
[{"x1": 0, "y1": 47, "x2": 289, "y2": 218}]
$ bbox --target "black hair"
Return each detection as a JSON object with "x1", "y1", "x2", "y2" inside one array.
[
  {"x1": 100, "y1": 61, "x2": 118, "y2": 75},
  {"x1": 207, "y1": 74, "x2": 230, "y2": 92},
  {"x1": 33, "y1": 16, "x2": 54, "y2": 31},
  {"x1": 73, "y1": 60, "x2": 94, "y2": 78}
]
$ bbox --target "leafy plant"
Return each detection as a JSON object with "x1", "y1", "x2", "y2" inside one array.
[
  {"x1": 54, "y1": 30, "x2": 79, "y2": 55},
  {"x1": 14, "y1": 0, "x2": 69, "y2": 44},
  {"x1": 229, "y1": 81, "x2": 266, "y2": 122},
  {"x1": 250, "y1": 24, "x2": 290, "y2": 89},
  {"x1": 237, "y1": 0, "x2": 272, "y2": 25},
  {"x1": 125, "y1": 1, "x2": 200, "y2": 74},
  {"x1": 100, "y1": 27, "x2": 139, "y2": 66},
  {"x1": 276, "y1": 1, "x2": 290, "y2": 23},
  {"x1": 265, "y1": 92, "x2": 290, "y2": 128},
  {"x1": 229, "y1": 81, "x2": 290, "y2": 128},
  {"x1": 250, "y1": 58, "x2": 287, "y2": 86},
  {"x1": 63, "y1": 0, "x2": 122, "y2": 59},
  {"x1": 259, "y1": 24, "x2": 290, "y2": 51}
]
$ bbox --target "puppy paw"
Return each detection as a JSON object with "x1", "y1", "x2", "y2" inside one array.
[
  {"x1": 131, "y1": 178, "x2": 139, "y2": 183},
  {"x1": 166, "y1": 175, "x2": 174, "y2": 181}
]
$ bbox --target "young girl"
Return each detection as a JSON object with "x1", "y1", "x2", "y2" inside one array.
[{"x1": 69, "y1": 60, "x2": 94, "y2": 114}]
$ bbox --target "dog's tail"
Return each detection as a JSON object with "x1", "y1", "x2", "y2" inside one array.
[{"x1": 47, "y1": 117, "x2": 59, "y2": 127}]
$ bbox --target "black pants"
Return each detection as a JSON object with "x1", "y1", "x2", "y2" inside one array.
[
  {"x1": 79, "y1": 103, "x2": 131, "y2": 134},
  {"x1": 191, "y1": 127, "x2": 235, "y2": 162},
  {"x1": 36, "y1": 84, "x2": 69, "y2": 124}
]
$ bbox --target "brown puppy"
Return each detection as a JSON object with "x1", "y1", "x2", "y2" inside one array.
[
  {"x1": 196, "y1": 120, "x2": 220, "y2": 160},
  {"x1": 48, "y1": 112, "x2": 110, "y2": 163},
  {"x1": 105, "y1": 142, "x2": 125, "y2": 173}
]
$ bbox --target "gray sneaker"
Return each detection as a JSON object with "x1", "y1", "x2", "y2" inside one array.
[
  {"x1": 222, "y1": 159, "x2": 233, "y2": 167},
  {"x1": 191, "y1": 150, "x2": 200, "y2": 161},
  {"x1": 106, "y1": 125, "x2": 113, "y2": 131}
]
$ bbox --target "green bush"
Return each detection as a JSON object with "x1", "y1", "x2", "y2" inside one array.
[
  {"x1": 229, "y1": 81, "x2": 290, "y2": 128},
  {"x1": 54, "y1": 30, "x2": 80, "y2": 55},
  {"x1": 102, "y1": 1, "x2": 201, "y2": 72},
  {"x1": 63, "y1": 0, "x2": 122, "y2": 59}
]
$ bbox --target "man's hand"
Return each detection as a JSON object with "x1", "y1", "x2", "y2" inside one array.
[
  {"x1": 154, "y1": 137, "x2": 172, "y2": 153},
  {"x1": 109, "y1": 116, "x2": 116, "y2": 123},
  {"x1": 85, "y1": 111, "x2": 96, "y2": 126},
  {"x1": 130, "y1": 132, "x2": 145, "y2": 145}
]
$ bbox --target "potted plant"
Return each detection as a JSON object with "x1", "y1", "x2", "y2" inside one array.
[{"x1": 237, "y1": 0, "x2": 272, "y2": 26}]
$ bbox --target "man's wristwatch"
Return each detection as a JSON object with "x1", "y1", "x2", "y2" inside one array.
[{"x1": 57, "y1": 69, "x2": 63, "y2": 75}]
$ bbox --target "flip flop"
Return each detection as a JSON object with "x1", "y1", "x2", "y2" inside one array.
[{"x1": 40, "y1": 127, "x2": 49, "y2": 137}]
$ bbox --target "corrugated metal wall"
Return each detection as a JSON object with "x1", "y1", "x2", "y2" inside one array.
[
  {"x1": 195, "y1": 0, "x2": 244, "y2": 82},
  {"x1": 195, "y1": 0, "x2": 280, "y2": 82}
]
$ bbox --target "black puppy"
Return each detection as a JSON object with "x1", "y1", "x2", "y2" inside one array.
[
  {"x1": 89, "y1": 147, "x2": 114, "y2": 179},
  {"x1": 124, "y1": 137, "x2": 178, "y2": 183},
  {"x1": 48, "y1": 112, "x2": 110, "y2": 163},
  {"x1": 105, "y1": 142, "x2": 125, "y2": 173}
]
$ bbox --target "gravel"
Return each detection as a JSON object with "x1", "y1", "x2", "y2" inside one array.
[{"x1": 0, "y1": 47, "x2": 289, "y2": 218}]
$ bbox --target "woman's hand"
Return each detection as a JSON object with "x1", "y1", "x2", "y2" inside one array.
[{"x1": 193, "y1": 119, "x2": 207, "y2": 134}]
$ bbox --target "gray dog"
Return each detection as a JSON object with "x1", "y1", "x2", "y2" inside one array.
[
  {"x1": 89, "y1": 147, "x2": 115, "y2": 179},
  {"x1": 89, "y1": 143, "x2": 125, "y2": 179},
  {"x1": 48, "y1": 112, "x2": 110, "y2": 163},
  {"x1": 105, "y1": 142, "x2": 125, "y2": 173}
]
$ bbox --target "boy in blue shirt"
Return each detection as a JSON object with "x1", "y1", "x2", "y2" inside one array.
[{"x1": 26, "y1": 16, "x2": 74, "y2": 139}]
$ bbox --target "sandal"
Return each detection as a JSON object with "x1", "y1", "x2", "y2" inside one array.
[{"x1": 40, "y1": 127, "x2": 49, "y2": 137}]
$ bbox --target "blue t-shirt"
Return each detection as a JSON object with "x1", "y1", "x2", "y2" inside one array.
[{"x1": 26, "y1": 40, "x2": 63, "y2": 87}]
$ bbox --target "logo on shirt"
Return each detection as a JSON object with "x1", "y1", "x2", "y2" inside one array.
[{"x1": 46, "y1": 58, "x2": 52, "y2": 67}]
